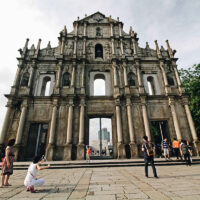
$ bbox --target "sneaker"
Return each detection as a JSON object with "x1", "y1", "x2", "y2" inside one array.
[
  {"x1": 26, "y1": 187, "x2": 30, "y2": 192},
  {"x1": 154, "y1": 176, "x2": 159, "y2": 179},
  {"x1": 145, "y1": 175, "x2": 149, "y2": 178}
]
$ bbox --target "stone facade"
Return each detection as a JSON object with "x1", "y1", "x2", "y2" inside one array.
[{"x1": 0, "y1": 12, "x2": 199, "y2": 161}]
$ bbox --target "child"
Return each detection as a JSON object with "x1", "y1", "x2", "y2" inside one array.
[
  {"x1": 86, "y1": 146, "x2": 91, "y2": 163},
  {"x1": 24, "y1": 156, "x2": 50, "y2": 193}
]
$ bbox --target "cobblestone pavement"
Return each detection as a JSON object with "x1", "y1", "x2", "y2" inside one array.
[{"x1": 0, "y1": 165, "x2": 200, "y2": 200}]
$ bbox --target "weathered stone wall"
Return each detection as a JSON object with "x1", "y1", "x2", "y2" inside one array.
[{"x1": 1, "y1": 12, "x2": 199, "y2": 161}]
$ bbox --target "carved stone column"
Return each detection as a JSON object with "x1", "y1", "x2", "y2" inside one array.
[
  {"x1": 132, "y1": 39, "x2": 137, "y2": 56},
  {"x1": 46, "y1": 101, "x2": 58, "y2": 160},
  {"x1": 115, "y1": 100, "x2": 125, "y2": 158},
  {"x1": 77, "y1": 99, "x2": 85, "y2": 160},
  {"x1": 0, "y1": 101, "x2": 12, "y2": 145},
  {"x1": 160, "y1": 61, "x2": 171, "y2": 95},
  {"x1": 111, "y1": 38, "x2": 115, "y2": 55},
  {"x1": 120, "y1": 39, "x2": 124, "y2": 55},
  {"x1": 73, "y1": 38, "x2": 77, "y2": 55},
  {"x1": 66, "y1": 104, "x2": 73, "y2": 144},
  {"x1": 183, "y1": 98, "x2": 200, "y2": 155},
  {"x1": 141, "y1": 97, "x2": 151, "y2": 141},
  {"x1": 15, "y1": 100, "x2": 28, "y2": 160},
  {"x1": 136, "y1": 61, "x2": 144, "y2": 94},
  {"x1": 81, "y1": 61, "x2": 85, "y2": 88},
  {"x1": 83, "y1": 38, "x2": 86, "y2": 55},
  {"x1": 116, "y1": 105, "x2": 123, "y2": 143},
  {"x1": 126, "y1": 98, "x2": 135, "y2": 143},
  {"x1": 61, "y1": 37, "x2": 65, "y2": 55},
  {"x1": 123, "y1": 61, "x2": 128, "y2": 86},
  {"x1": 64, "y1": 99, "x2": 74, "y2": 160},
  {"x1": 112, "y1": 61, "x2": 118, "y2": 87},
  {"x1": 126, "y1": 98, "x2": 138, "y2": 158},
  {"x1": 56, "y1": 62, "x2": 62, "y2": 88},
  {"x1": 169, "y1": 97, "x2": 182, "y2": 141},
  {"x1": 28, "y1": 61, "x2": 36, "y2": 88},
  {"x1": 83, "y1": 22, "x2": 87, "y2": 55},
  {"x1": 173, "y1": 63, "x2": 185, "y2": 94},
  {"x1": 71, "y1": 63, "x2": 76, "y2": 87},
  {"x1": 83, "y1": 22, "x2": 87, "y2": 37}
]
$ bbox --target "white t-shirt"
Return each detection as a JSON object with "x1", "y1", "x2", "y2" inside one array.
[{"x1": 24, "y1": 163, "x2": 38, "y2": 182}]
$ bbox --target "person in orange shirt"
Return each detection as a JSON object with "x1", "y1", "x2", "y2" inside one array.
[
  {"x1": 86, "y1": 146, "x2": 91, "y2": 163},
  {"x1": 172, "y1": 138, "x2": 180, "y2": 160}
]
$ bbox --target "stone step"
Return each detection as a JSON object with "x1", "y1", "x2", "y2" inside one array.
[{"x1": 9, "y1": 158, "x2": 200, "y2": 170}]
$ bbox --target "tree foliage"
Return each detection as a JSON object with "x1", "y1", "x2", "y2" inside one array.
[{"x1": 179, "y1": 64, "x2": 200, "y2": 138}]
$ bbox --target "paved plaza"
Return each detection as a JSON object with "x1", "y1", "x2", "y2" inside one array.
[{"x1": 0, "y1": 164, "x2": 200, "y2": 200}]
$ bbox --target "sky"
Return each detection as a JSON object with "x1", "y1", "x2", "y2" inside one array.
[{"x1": 0, "y1": 0, "x2": 200, "y2": 138}]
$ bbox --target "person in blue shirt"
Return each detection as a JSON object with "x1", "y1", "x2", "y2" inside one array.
[{"x1": 162, "y1": 138, "x2": 170, "y2": 161}]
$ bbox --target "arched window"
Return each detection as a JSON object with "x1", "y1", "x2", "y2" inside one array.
[
  {"x1": 127, "y1": 72, "x2": 136, "y2": 86},
  {"x1": 167, "y1": 75, "x2": 175, "y2": 86},
  {"x1": 21, "y1": 72, "x2": 29, "y2": 87},
  {"x1": 95, "y1": 44, "x2": 103, "y2": 58},
  {"x1": 96, "y1": 27, "x2": 101, "y2": 36},
  {"x1": 147, "y1": 76, "x2": 155, "y2": 95},
  {"x1": 62, "y1": 72, "x2": 70, "y2": 87},
  {"x1": 40, "y1": 76, "x2": 51, "y2": 96},
  {"x1": 94, "y1": 74, "x2": 105, "y2": 96}
]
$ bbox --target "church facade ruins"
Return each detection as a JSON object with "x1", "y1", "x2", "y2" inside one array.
[{"x1": 0, "y1": 12, "x2": 199, "y2": 160}]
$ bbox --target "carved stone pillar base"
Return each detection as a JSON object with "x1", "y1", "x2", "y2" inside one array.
[
  {"x1": 129, "y1": 143, "x2": 138, "y2": 158},
  {"x1": 117, "y1": 143, "x2": 126, "y2": 159},
  {"x1": 14, "y1": 144, "x2": 21, "y2": 161},
  {"x1": 139, "y1": 86, "x2": 145, "y2": 94},
  {"x1": 63, "y1": 144, "x2": 72, "y2": 160},
  {"x1": 69, "y1": 87, "x2": 75, "y2": 94},
  {"x1": 80, "y1": 87, "x2": 85, "y2": 94},
  {"x1": 165, "y1": 86, "x2": 171, "y2": 95},
  {"x1": 77, "y1": 144, "x2": 85, "y2": 160},
  {"x1": 179, "y1": 86, "x2": 185, "y2": 95},
  {"x1": 46, "y1": 144, "x2": 55, "y2": 161},
  {"x1": 193, "y1": 140, "x2": 200, "y2": 156},
  {"x1": 114, "y1": 87, "x2": 120, "y2": 98},
  {"x1": 54, "y1": 88, "x2": 60, "y2": 95},
  {"x1": 125, "y1": 87, "x2": 130, "y2": 95}
]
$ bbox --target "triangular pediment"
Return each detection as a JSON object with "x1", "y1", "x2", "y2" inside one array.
[{"x1": 79, "y1": 12, "x2": 117, "y2": 23}]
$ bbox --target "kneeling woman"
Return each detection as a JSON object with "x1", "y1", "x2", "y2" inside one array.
[{"x1": 24, "y1": 156, "x2": 50, "y2": 193}]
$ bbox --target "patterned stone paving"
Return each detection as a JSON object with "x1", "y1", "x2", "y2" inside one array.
[{"x1": 0, "y1": 164, "x2": 200, "y2": 199}]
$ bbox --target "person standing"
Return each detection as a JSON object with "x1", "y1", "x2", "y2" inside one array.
[
  {"x1": 142, "y1": 136, "x2": 158, "y2": 178},
  {"x1": 187, "y1": 141, "x2": 193, "y2": 162},
  {"x1": 1, "y1": 139, "x2": 15, "y2": 187},
  {"x1": 86, "y1": 146, "x2": 91, "y2": 163},
  {"x1": 172, "y1": 138, "x2": 180, "y2": 160},
  {"x1": 162, "y1": 138, "x2": 170, "y2": 161},
  {"x1": 180, "y1": 140, "x2": 191, "y2": 166}
]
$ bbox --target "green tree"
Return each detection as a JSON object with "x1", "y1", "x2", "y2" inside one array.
[{"x1": 179, "y1": 64, "x2": 200, "y2": 139}]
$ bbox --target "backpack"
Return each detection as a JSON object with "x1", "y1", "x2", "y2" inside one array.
[
  {"x1": 181, "y1": 144, "x2": 189, "y2": 154},
  {"x1": 145, "y1": 142, "x2": 154, "y2": 156}
]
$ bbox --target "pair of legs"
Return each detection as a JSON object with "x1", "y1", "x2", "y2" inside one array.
[
  {"x1": 1, "y1": 173, "x2": 11, "y2": 187},
  {"x1": 144, "y1": 156, "x2": 158, "y2": 177},
  {"x1": 86, "y1": 154, "x2": 90, "y2": 162},
  {"x1": 184, "y1": 153, "x2": 191, "y2": 166},
  {"x1": 163, "y1": 148, "x2": 170, "y2": 160},
  {"x1": 24, "y1": 178, "x2": 45, "y2": 192},
  {"x1": 174, "y1": 148, "x2": 180, "y2": 159}
]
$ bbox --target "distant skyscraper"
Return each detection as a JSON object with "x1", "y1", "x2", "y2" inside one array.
[{"x1": 98, "y1": 128, "x2": 110, "y2": 142}]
